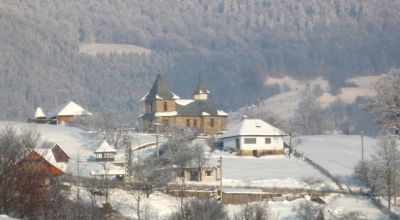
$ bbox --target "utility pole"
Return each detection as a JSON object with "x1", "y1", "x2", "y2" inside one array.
[
  {"x1": 76, "y1": 138, "x2": 81, "y2": 219},
  {"x1": 218, "y1": 156, "x2": 223, "y2": 203},
  {"x1": 124, "y1": 130, "x2": 132, "y2": 179},
  {"x1": 361, "y1": 131, "x2": 364, "y2": 162},
  {"x1": 156, "y1": 118, "x2": 160, "y2": 158}
]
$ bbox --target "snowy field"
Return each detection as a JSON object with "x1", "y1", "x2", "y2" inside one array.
[
  {"x1": 296, "y1": 135, "x2": 377, "y2": 187},
  {"x1": 0, "y1": 122, "x2": 392, "y2": 219},
  {"x1": 207, "y1": 153, "x2": 338, "y2": 190}
]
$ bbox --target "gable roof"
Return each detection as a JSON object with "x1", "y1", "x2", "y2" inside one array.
[
  {"x1": 34, "y1": 149, "x2": 68, "y2": 173},
  {"x1": 48, "y1": 101, "x2": 92, "y2": 118},
  {"x1": 223, "y1": 118, "x2": 287, "y2": 138},
  {"x1": 34, "y1": 107, "x2": 46, "y2": 118},
  {"x1": 142, "y1": 74, "x2": 180, "y2": 101},
  {"x1": 95, "y1": 140, "x2": 117, "y2": 153}
]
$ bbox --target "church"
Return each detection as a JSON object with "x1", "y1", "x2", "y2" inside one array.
[{"x1": 139, "y1": 74, "x2": 228, "y2": 135}]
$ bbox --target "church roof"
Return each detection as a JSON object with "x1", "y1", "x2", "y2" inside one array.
[
  {"x1": 176, "y1": 100, "x2": 219, "y2": 117},
  {"x1": 143, "y1": 74, "x2": 180, "y2": 101},
  {"x1": 193, "y1": 77, "x2": 210, "y2": 94}
]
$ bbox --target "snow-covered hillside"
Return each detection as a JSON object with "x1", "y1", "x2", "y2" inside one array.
[{"x1": 229, "y1": 74, "x2": 384, "y2": 125}]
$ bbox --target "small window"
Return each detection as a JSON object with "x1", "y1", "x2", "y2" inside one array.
[
  {"x1": 244, "y1": 138, "x2": 257, "y2": 144},
  {"x1": 163, "y1": 102, "x2": 168, "y2": 111},
  {"x1": 205, "y1": 170, "x2": 213, "y2": 176},
  {"x1": 194, "y1": 119, "x2": 197, "y2": 127},
  {"x1": 210, "y1": 119, "x2": 215, "y2": 127},
  {"x1": 186, "y1": 119, "x2": 190, "y2": 127},
  {"x1": 265, "y1": 138, "x2": 271, "y2": 144},
  {"x1": 177, "y1": 170, "x2": 184, "y2": 177}
]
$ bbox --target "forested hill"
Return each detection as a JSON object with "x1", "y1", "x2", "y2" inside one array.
[{"x1": 1, "y1": 0, "x2": 400, "y2": 122}]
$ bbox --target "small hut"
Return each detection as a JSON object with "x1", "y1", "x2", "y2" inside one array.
[
  {"x1": 34, "y1": 107, "x2": 47, "y2": 123},
  {"x1": 94, "y1": 140, "x2": 117, "y2": 162}
]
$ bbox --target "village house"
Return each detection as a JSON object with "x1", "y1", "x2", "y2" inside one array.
[
  {"x1": 19, "y1": 144, "x2": 70, "y2": 185},
  {"x1": 175, "y1": 165, "x2": 218, "y2": 182},
  {"x1": 140, "y1": 74, "x2": 228, "y2": 135},
  {"x1": 33, "y1": 107, "x2": 47, "y2": 123},
  {"x1": 35, "y1": 144, "x2": 70, "y2": 174},
  {"x1": 94, "y1": 140, "x2": 117, "y2": 162},
  {"x1": 48, "y1": 101, "x2": 92, "y2": 125},
  {"x1": 222, "y1": 117, "x2": 287, "y2": 156}
]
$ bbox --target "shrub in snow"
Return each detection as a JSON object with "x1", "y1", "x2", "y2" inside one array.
[
  {"x1": 292, "y1": 201, "x2": 320, "y2": 220},
  {"x1": 233, "y1": 201, "x2": 272, "y2": 220}
]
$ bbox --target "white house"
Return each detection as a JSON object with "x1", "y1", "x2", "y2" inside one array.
[{"x1": 222, "y1": 117, "x2": 287, "y2": 156}]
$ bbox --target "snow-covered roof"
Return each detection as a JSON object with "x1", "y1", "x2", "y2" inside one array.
[
  {"x1": 175, "y1": 99, "x2": 195, "y2": 106},
  {"x1": 48, "y1": 101, "x2": 92, "y2": 118},
  {"x1": 202, "y1": 112, "x2": 210, "y2": 116},
  {"x1": 222, "y1": 118, "x2": 287, "y2": 138},
  {"x1": 95, "y1": 140, "x2": 117, "y2": 153},
  {"x1": 144, "y1": 74, "x2": 179, "y2": 101},
  {"x1": 217, "y1": 110, "x2": 229, "y2": 116},
  {"x1": 140, "y1": 92, "x2": 149, "y2": 101},
  {"x1": 154, "y1": 111, "x2": 178, "y2": 117},
  {"x1": 90, "y1": 168, "x2": 125, "y2": 176},
  {"x1": 35, "y1": 149, "x2": 68, "y2": 173},
  {"x1": 34, "y1": 107, "x2": 46, "y2": 118}
]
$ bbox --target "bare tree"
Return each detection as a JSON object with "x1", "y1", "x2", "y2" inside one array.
[
  {"x1": 93, "y1": 112, "x2": 124, "y2": 149},
  {"x1": 333, "y1": 211, "x2": 366, "y2": 220},
  {"x1": 365, "y1": 69, "x2": 400, "y2": 134},
  {"x1": 131, "y1": 159, "x2": 174, "y2": 198},
  {"x1": 292, "y1": 201, "x2": 319, "y2": 220},
  {"x1": 301, "y1": 177, "x2": 323, "y2": 196},
  {"x1": 192, "y1": 143, "x2": 208, "y2": 181},
  {"x1": 367, "y1": 135, "x2": 400, "y2": 211},
  {"x1": 168, "y1": 198, "x2": 228, "y2": 220},
  {"x1": 291, "y1": 85, "x2": 332, "y2": 135},
  {"x1": 0, "y1": 126, "x2": 68, "y2": 219},
  {"x1": 233, "y1": 201, "x2": 272, "y2": 220}
]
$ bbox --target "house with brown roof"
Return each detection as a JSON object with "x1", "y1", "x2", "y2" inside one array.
[{"x1": 139, "y1": 74, "x2": 228, "y2": 135}]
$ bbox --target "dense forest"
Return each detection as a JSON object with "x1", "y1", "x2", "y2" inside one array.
[{"x1": 0, "y1": 0, "x2": 400, "y2": 126}]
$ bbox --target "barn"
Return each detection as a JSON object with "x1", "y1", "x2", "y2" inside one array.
[{"x1": 48, "y1": 101, "x2": 92, "y2": 125}]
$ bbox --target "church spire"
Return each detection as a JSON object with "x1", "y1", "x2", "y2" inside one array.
[
  {"x1": 193, "y1": 74, "x2": 210, "y2": 100},
  {"x1": 144, "y1": 72, "x2": 179, "y2": 101}
]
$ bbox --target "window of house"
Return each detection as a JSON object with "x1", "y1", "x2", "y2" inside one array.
[
  {"x1": 177, "y1": 170, "x2": 184, "y2": 177},
  {"x1": 194, "y1": 119, "x2": 197, "y2": 127},
  {"x1": 163, "y1": 102, "x2": 168, "y2": 111},
  {"x1": 265, "y1": 138, "x2": 271, "y2": 144},
  {"x1": 205, "y1": 170, "x2": 213, "y2": 176},
  {"x1": 186, "y1": 119, "x2": 190, "y2": 127},
  {"x1": 150, "y1": 103, "x2": 153, "y2": 112},
  {"x1": 244, "y1": 138, "x2": 257, "y2": 144},
  {"x1": 210, "y1": 119, "x2": 215, "y2": 127}
]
